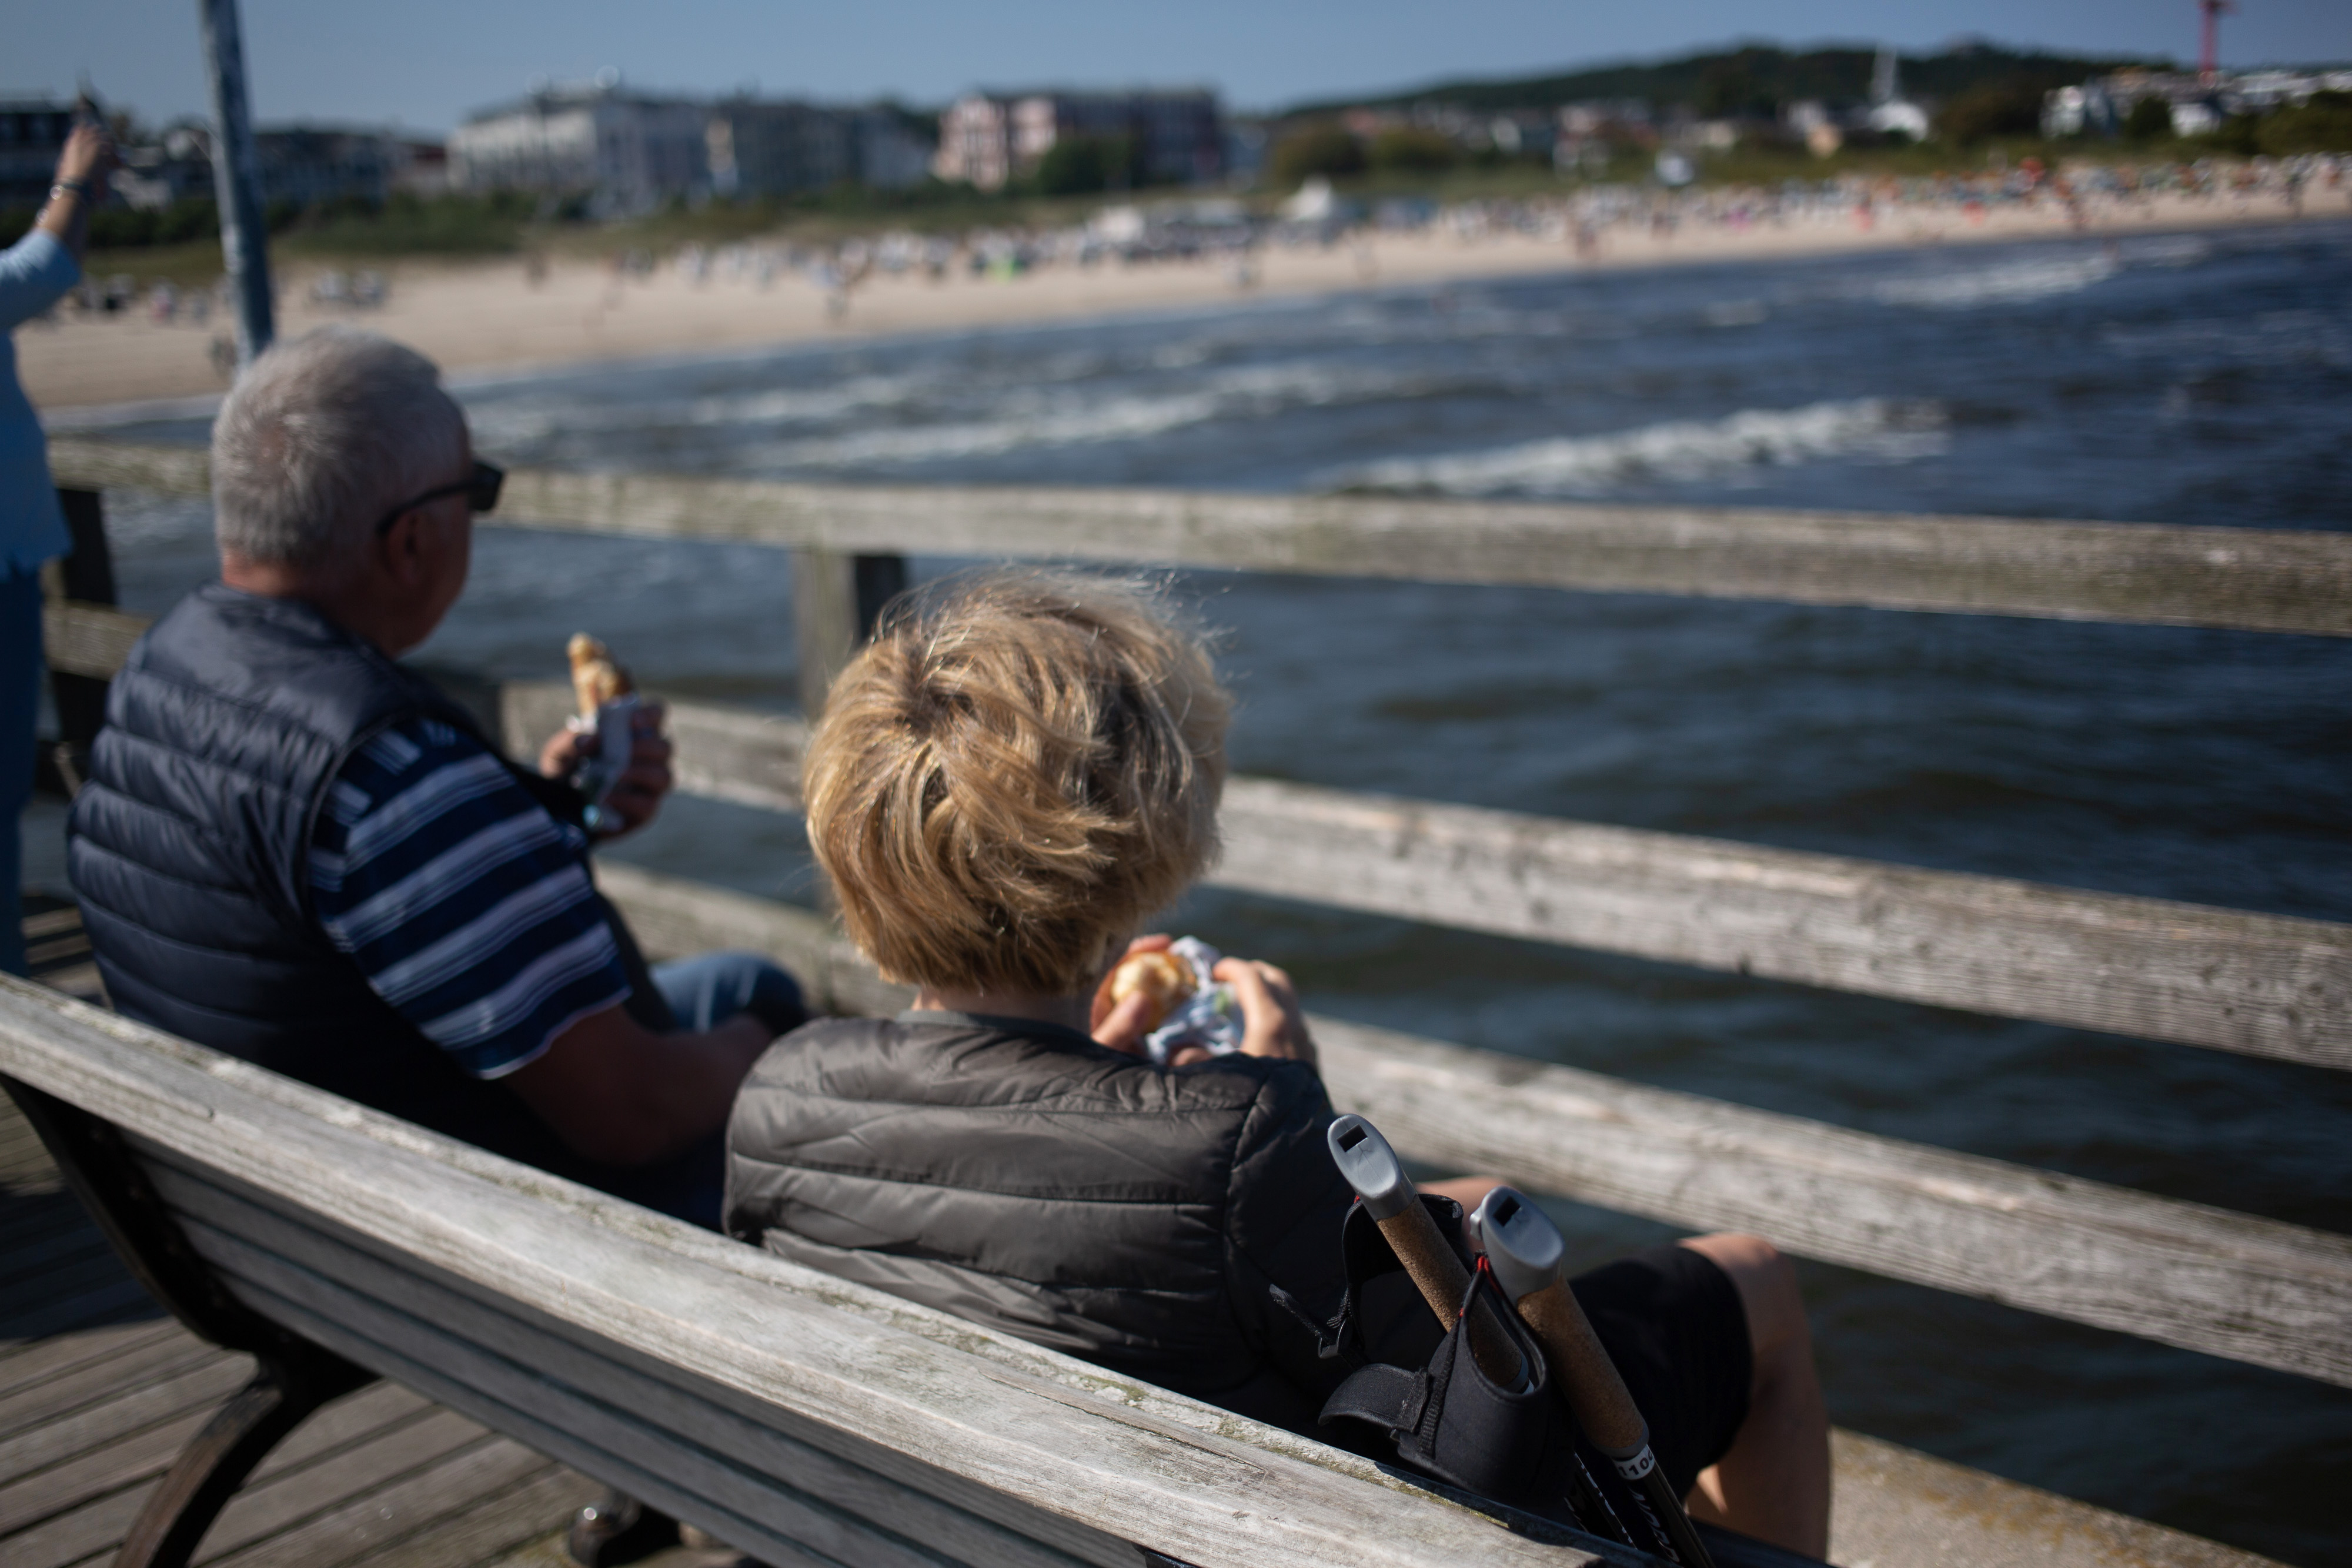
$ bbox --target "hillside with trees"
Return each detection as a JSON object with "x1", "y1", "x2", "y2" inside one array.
[{"x1": 1281, "y1": 40, "x2": 2166, "y2": 121}]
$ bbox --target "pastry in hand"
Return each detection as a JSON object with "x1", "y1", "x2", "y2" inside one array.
[
  {"x1": 567, "y1": 633, "x2": 634, "y2": 720},
  {"x1": 1104, "y1": 948, "x2": 1197, "y2": 1034}
]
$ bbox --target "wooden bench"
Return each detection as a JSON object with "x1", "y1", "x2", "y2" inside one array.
[{"x1": 6, "y1": 974, "x2": 1807, "y2": 1568}]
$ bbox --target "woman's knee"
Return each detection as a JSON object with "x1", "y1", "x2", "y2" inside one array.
[{"x1": 1678, "y1": 1232, "x2": 1808, "y2": 1363}]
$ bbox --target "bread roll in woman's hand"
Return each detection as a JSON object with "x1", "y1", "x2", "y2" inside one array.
[
  {"x1": 1104, "y1": 948, "x2": 1196, "y2": 1035},
  {"x1": 567, "y1": 633, "x2": 634, "y2": 720}
]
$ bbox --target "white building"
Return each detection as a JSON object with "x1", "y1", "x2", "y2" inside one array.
[
  {"x1": 450, "y1": 79, "x2": 708, "y2": 214},
  {"x1": 704, "y1": 102, "x2": 933, "y2": 198},
  {"x1": 934, "y1": 89, "x2": 1222, "y2": 191},
  {"x1": 1865, "y1": 45, "x2": 1932, "y2": 142}
]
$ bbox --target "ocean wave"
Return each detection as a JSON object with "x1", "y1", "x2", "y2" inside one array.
[
  {"x1": 462, "y1": 373, "x2": 924, "y2": 448},
  {"x1": 1330, "y1": 399, "x2": 1949, "y2": 497},
  {"x1": 1872, "y1": 253, "x2": 2120, "y2": 309},
  {"x1": 759, "y1": 359, "x2": 1462, "y2": 468}
]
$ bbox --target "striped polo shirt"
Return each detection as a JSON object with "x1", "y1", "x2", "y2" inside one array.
[{"x1": 308, "y1": 718, "x2": 631, "y2": 1078}]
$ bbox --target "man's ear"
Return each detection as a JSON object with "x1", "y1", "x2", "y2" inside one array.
[{"x1": 375, "y1": 509, "x2": 428, "y2": 585}]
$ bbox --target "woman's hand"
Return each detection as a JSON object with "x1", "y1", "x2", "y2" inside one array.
[
  {"x1": 55, "y1": 123, "x2": 116, "y2": 192},
  {"x1": 540, "y1": 700, "x2": 674, "y2": 837},
  {"x1": 1090, "y1": 934, "x2": 1172, "y2": 1056},
  {"x1": 1091, "y1": 937, "x2": 1316, "y2": 1070},
  {"x1": 1216, "y1": 956, "x2": 1316, "y2": 1068}
]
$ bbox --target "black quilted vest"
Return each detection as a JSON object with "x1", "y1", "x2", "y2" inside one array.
[{"x1": 67, "y1": 583, "x2": 680, "y2": 1199}]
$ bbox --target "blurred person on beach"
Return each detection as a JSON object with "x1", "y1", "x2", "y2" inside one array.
[
  {"x1": 65, "y1": 327, "x2": 805, "y2": 1227},
  {"x1": 2, "y1": 118, "x2": 113, "y2": 976},
  {"x1": 724, "y1": 569, "x2": 1830, "y2": 1557}
]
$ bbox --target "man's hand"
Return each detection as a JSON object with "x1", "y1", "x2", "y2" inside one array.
[{"x1": 540, "y1": 700, "x2": 673, "y2": 837}]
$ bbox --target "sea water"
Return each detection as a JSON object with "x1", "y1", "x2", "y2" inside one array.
[{"x1": 79, "y1": 219, "x2": 2352, "y2": 1563}]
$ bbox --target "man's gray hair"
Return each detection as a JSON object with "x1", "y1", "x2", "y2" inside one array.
[{"x1": 211, "y1": 328, "x2": 467, "y2": 581}]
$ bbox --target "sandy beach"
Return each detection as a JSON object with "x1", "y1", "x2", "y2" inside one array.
[{"x1": 18, "y1": 186, "x2": 2333, "y2": 413}]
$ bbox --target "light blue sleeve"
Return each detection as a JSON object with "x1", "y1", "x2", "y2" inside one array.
[{"x1": 0, "y1": 229, "x2": 81, "y2": 332}]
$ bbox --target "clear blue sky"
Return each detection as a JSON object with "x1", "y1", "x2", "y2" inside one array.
[{"x1": 10, "y1": 0, "x2": 2348, "y2": 133}]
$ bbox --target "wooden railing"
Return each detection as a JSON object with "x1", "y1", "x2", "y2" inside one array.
[{"x1": 39, "y1": 439, "x2": 2352, "y2": 1399}]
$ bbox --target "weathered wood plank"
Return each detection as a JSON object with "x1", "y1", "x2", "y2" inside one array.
[
  {"x1": 1216, "y1": 779, "x2": 2352, "y2": 1071},
  {"x1": 591, "y1": 861, "x2": 913, "y2": 1019},
  {"x1": 1825, "y1": 1429, "x2": 2287, "y2": 1568},
  {"x1": 0, "y1": 978, "x2": 1619, "y2": 1568},
  {"x1": 332, "y1": 1462, "x2": 596, "y2": 1568},
  {"x1": 0, "y1": 1379, "x2": 429, "y2": 1538},
  {"x1": 500, "y1": 681, "x2": 806, "y2": 817},
  {"x1": 146, "y1": 1159, "x2": 1107, "y2": 1568},
  {"x1": 0, "y1": 1320, "x2": 185, "y2": 1405},
  {"x1": 0, "y1": 1330, "x2": 223, "y2": 1440},
  {"x1": 531, "y1": 689, "x2": 2351, "y2": 1070},
  {"x1": 1311, "y1": 1016, "x2": 2352, "y2": 1389},
  {"x1": 201, "y1": 1437, "x2": 597, "y2": 1568},
  {"x1": 47, "y1": 437, "x2": 2352, "y2": 636},
  {"x1": 576, "y1": 865, "x2": 2352, "y2": 1388},
  {"x1": 0, "y1": 1355, "x2": 252, "y2": 1483},
  {"x1": 39, "y1": 601, "x2": 149, "y2": 682},
  {"x1": 193, "y1": 1407, "x2": 500, "y2": 1562},
  {"x1": 44, "y1": 439, "x2": 211, "y2": 497}
]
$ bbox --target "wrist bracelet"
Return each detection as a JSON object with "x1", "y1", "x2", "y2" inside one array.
[{"x1": 50, "y1": 179, "x2": 92, "y2": 202}]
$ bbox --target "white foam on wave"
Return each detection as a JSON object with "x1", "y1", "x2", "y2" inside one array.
[
  {"x1": 1872, "y1": 253, "x2": 2120, "y2": 309},
  {"x1": 1332, "y1": 399, "x2": 1949, "y2": 498},
  {"x1": 460, "y1": 372, "x2": 924, "y2": 448},
  {"x1": 761, "y1": 359, "x2": 1449, "y2": 468}
]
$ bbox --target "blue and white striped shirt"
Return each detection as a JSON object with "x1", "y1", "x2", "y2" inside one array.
[{"x1": 309, "y1": 718, "x2": 630, "y2": 1078}]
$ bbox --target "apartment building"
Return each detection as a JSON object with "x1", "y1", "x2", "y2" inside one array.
[
  {"x1": 935, "y1": 89, "x2": 1222, "y2": 190},
  {"x1": 450, "y1": 80, "x2": 709, "y2": 213}
]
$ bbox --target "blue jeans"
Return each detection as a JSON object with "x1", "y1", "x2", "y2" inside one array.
[
  {"x1": 652, "y1": 950, "x2": 807, "y2": 1038},
  {"x1": 629, "y1": 951, "x2": 807, "y2": 1229},
  {"x1": 1, "y1": 568, "x2": 40, "y2": 978}
]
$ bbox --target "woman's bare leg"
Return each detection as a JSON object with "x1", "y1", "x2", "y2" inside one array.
[{"x1": 1676, "y1": 1233, "x2": 1830, "y2": 1559}]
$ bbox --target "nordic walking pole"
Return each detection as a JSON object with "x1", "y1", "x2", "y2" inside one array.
[
  {"x1": 1326, "y1": 1115, "x2": 1526, "y2": 1389},
  {"x1": 1475, "y1": 1186, "x2": 1719, "y2": 1568}
]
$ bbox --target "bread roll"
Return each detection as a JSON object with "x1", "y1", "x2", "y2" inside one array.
[
  {"x1": 567, "y1": 633, "x2": 634, "y2": 720},
  {"x1": 1104, "y1": 949, "x2": 1196, "y2": 1034}
]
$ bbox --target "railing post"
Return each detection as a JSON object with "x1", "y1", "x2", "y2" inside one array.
[
  {"x1": 38, "y1": 487, "x2": 117, "y2": 797},
  {"x1": 790, "y1": 550, "x2": 907, "y2": 719}
]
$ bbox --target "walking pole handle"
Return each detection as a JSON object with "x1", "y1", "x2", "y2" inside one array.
[
  {"x1": 1477, "y1": 1188, "x2": 1719, "y2": 1568},
  {"x1": 1515, "y1": 1279, "x2": 1650, "y2": 1458},
  {"x1": 1327, "y1": 1116, "x2": 1525, "y2": 1388}
]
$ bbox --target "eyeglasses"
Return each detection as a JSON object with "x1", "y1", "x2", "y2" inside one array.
[{"x1": 372, "y1": 460, "x2": 505, "y2": 537}]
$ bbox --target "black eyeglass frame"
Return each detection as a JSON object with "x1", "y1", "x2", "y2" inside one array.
[{"x1": 372, "y1": 460, "x2": 504, "y2": 537}]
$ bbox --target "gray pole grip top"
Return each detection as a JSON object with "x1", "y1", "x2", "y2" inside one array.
[
  {"x1": 1474, "y1": 1186, "x2": 1568, "y2": 1303},
  {"x1": 1327, "y1": 1114, "x2": 1415, "y2": 1221}
]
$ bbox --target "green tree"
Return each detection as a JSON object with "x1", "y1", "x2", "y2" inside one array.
[
  {"x1": 2259, "y1": 91, "x2": 2352, "y2": 154},
  {"x1": 1935, "y1": 75, "x2": 2050, "y2": 142},
  {"x1": 2122, "y1": 96, "x2": 2174, "y2": 140},
  {"x1": 1037, "y1": 136, "x2": 1110, "y2": 196},
  {"x1": 1367, "y1": 126, "x2": 1459, "y2": 174},
  {"x1": 1269, "y1": 124, "x2": 1364, "y2": 188}
]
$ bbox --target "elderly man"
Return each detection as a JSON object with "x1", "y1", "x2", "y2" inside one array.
[{"x1": 67, "y1": 328, "x2": 804, "y2": 1228}]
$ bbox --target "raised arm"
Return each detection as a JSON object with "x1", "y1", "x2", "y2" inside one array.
[{"x1": 1, "y1": 122, "x2": 113, "y2": 329}]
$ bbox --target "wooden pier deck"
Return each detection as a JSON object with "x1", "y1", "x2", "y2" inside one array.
[{"x1": 1, "y1": 895, "x2": 622, "y2": 1568}]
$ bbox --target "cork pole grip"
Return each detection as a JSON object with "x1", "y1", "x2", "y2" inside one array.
[
  {"x1": 1374, "y1": 1206, "x2": 1526, "y2": 1389},
  {"x1": 1519, "y1": 1279, "x2": 1649, "y2": 1457}
]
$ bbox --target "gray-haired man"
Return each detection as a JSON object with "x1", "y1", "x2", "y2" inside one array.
[{"x1": 68, "y1": 327, "x2": 804, "y2": 1229}]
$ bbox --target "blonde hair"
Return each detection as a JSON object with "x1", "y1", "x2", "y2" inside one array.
[{"x1": 803, "y1": 568, "x2": 1229, "y2": 997}]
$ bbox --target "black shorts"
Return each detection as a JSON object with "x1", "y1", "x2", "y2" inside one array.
[{"x1": 1569, "y1": 1243, "x2": 1753, "y2": 1497}]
